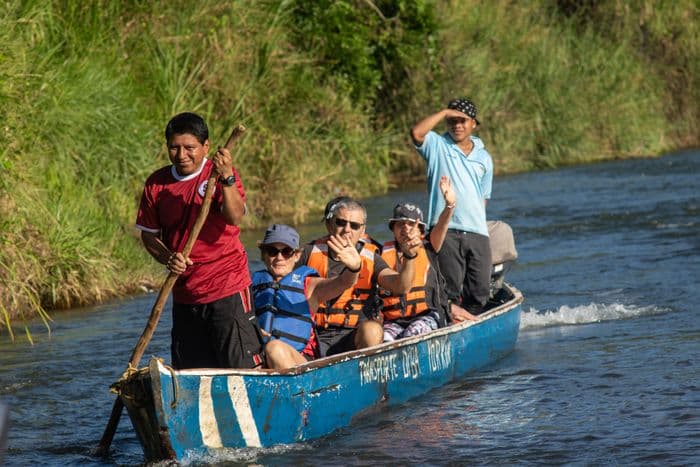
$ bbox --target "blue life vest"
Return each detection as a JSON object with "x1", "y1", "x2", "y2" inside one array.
[{"x1": 251, "y1": 266, "x2": 318, "y2": 352}]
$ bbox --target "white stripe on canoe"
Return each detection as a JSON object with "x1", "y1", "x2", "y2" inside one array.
[
  {"x1": 228, "y1": 375, "x2": 262, "y2": 447},
  {"x1": 199, "y1": 377, "x2": 223, "y2": 448}
]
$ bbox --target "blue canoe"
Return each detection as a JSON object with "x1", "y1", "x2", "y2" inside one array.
[{"x1": 116, "y1": 284, "x2": 523, "y2": 462}]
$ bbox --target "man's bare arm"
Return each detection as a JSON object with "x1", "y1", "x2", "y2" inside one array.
[
  {"x1": 141, "y1": 231, "x2": 191, "y2": 274},
  {"x1": 410, "y1": 108, "x2": 469, "y2": 145},
  {"x1": 212, "y1": 146, "x2": 245, "y2": 225},
  {"x1": 428, "y1": 175, "x2": 457, "y2": 253}
]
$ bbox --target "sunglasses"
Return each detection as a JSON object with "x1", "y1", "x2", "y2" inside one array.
[
  {"x1": 334, "y1": 217, "x2": 364, "y2": 231},
  {"x1": 260, "y1": 245, "x2": 296, "y2": 259}
]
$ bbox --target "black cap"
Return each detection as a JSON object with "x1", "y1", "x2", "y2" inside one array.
[
  {"x1": 447, "y1": 98, "x2": 480, "y2": 125},
  {"x1": 388, "y1": 203, "x2": 426, "y2": 232}
]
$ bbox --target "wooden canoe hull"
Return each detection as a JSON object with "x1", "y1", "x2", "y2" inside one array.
[{"x1": 118, "y1": 286, "x2": 523, "y2": 461}]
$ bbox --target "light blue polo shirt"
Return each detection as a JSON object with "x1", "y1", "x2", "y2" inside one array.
[{"x1": 415, "y1": 131, "x2": 493, "y2": 237}]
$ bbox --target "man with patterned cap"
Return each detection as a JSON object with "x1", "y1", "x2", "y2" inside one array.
[
  {"x1": 379, "y1": 176, "x2": 477, "y2": 341},
  {"x1": 410, "y1": 98, "x2": 494, "y2": 314}
]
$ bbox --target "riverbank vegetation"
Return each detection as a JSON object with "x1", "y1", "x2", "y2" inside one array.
[{"x1": 1, "y1": 0, "x2": 697, "y2": 337}]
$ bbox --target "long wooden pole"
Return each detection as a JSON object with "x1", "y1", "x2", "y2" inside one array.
[{"x1": 93, "y1": 124, "x2": 246, "y2": 457}]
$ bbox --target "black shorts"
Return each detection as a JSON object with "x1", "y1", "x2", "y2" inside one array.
[
  {"x1": 171, "y1": 288, "x2": 264, "y2": 369},
  {"x1": 316, "y1": 327, "x2": 358, "y2": 357}
]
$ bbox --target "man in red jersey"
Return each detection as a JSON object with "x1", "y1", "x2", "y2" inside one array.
[{"x1": 136, "y1": 112, "x2": 263, "y2": 369}]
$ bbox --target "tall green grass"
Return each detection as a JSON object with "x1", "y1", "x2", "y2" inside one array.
[
  {"x1": 1, "y1": 0, "x2": 697, "y2": 338},
  {"x1": 0, "y1": 0, "x2": 394, "y2": 337},
  {"x1": 400, "y1": 1, "x2": 671, "y2": 173},
  {"x1": 564, "y1": 0, "x2": 700, "y2": 145}
]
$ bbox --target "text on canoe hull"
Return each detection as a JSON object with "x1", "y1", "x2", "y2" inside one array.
[{"x1": 358, "y1": 337, "x2": 453, "y2": 386}]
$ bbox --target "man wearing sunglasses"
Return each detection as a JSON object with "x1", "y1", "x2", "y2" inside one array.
[
  {"x1": 321, "y1": 196, "x2": 383, "y2": 251},
  {"x1": 411, "y1": 98, "x2": 494, "y2": 315},
  {"x1": 298, "y1": 198, "x2": 420, "y2": 357},
  {"x1": 136, "y1": 112, "x2": 263, "y2": 370},
  {"x1": 252, "y1": 224, "x2": 363, "y2": 369}
]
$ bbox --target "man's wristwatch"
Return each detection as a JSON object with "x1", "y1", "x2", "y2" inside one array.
[{"x1": 221, "y1": 174, "x2": 236, "y2": 186}]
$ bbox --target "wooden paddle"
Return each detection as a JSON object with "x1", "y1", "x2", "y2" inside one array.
[{"x1": 93, "y1": 124, "x2": 247, "y2": 457}]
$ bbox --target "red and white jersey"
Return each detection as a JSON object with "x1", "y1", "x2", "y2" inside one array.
[{"x1": 136, "y1": 159, "x2": 251, "y2": 304}]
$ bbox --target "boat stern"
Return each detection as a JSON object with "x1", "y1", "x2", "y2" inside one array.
[{"x1": 111, "y1": 361, "x2": 176, "y2": 462}]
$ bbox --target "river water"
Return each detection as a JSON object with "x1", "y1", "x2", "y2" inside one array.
[{"x1": 1, "y1": 149, "x2": 699, "y2": 465}]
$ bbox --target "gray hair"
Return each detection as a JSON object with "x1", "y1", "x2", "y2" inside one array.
[{"x1": 325, "y1": 198, "x2": 367, "y2": 225}]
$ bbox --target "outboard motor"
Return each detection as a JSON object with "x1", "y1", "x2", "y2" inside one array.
[{"x1": 487, "y1": 220, "x2": 518, "y2": 301}]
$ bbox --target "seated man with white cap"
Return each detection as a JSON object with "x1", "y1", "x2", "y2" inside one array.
[
  {"x1": 251, "y1": 224, "x2": 362, "y2": 369},
  {"x1": 379, "y1": 176, "x2": 477, "y2": 341}
]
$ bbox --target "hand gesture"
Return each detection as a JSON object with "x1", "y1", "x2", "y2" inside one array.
[
  {"x1": 397, "y1": 226, "x2": 423, "y2": 258},
  {"x1": 327, "y1": 234, "x2": 361, "y2": 272},
  {"x1": 439, "y1": 175, "x2": 456, "y2": 207},
  {"x1": 212, "y1": 146, "x2": 234, "y2": 178}
]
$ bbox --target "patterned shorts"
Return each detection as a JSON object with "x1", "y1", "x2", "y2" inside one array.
[{"x1": 383, "y1": 311, "x2": 440, "y2": 342}]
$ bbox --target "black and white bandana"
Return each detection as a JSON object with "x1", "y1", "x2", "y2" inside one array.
[{"x1": 448, "y1": 98, "x2": 480, "y2": 125}]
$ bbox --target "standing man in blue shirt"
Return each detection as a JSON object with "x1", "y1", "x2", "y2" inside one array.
[{"x1": 410, "y1": 98, "x2": 493, "y2": 314}]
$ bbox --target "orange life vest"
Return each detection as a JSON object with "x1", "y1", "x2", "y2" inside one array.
[
  {"x1": 307, "y1": 238, "x2": 377, "y2": 328},
  {"x1": 379, "y1": 241, "x2": 430, "y2": 320}
]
